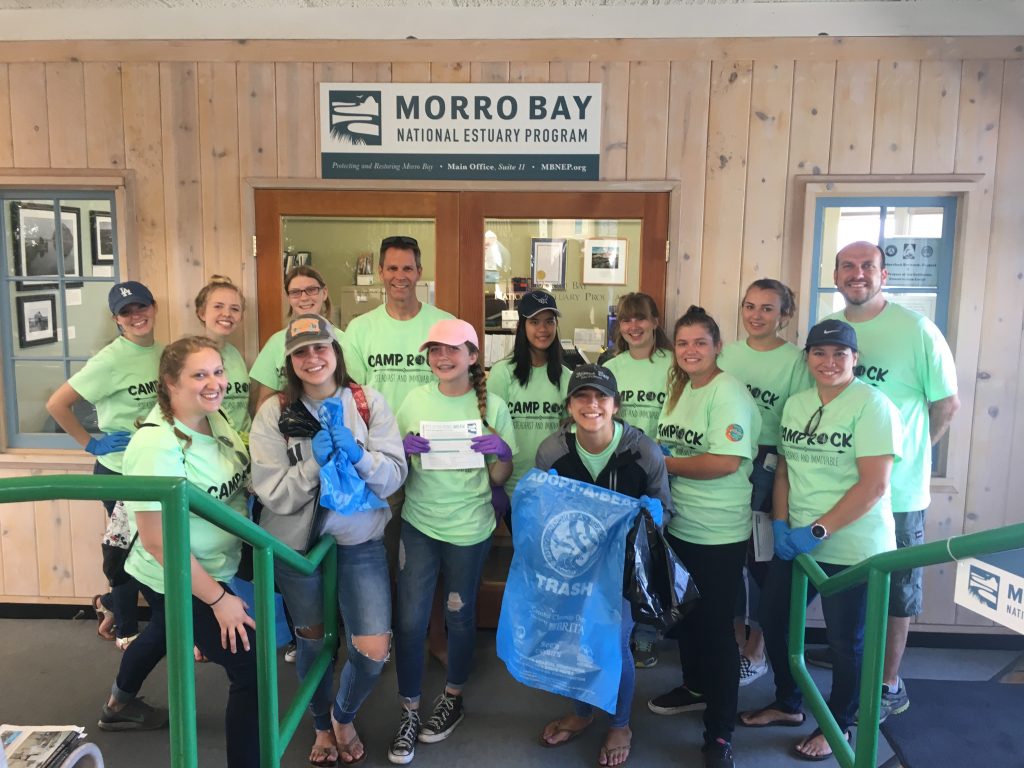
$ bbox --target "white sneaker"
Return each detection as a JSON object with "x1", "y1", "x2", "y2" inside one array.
[
  {"x1": 738, "y1": 654, "x2": 768, "y2": 686},
  {"x1": 284, "y1": 641, "x2": 297, "y2": 663},
  {"x1": 115, "y1": 633, "x2": 139, "y2": 652}
]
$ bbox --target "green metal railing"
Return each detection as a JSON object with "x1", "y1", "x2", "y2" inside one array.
[
  {"x1": 788, "y1": 521, "x2": 1024, "y2": 768},
  {"x1": 0, "y1": 474, "x2": 337, "y2": 768}
]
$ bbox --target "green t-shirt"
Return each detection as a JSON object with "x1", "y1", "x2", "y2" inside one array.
[
  {"x1": 67, "y1": 336, "x2": 164, "y2": 473},
  {"x1": 826, "y1": 302, "x2": 957, "y2": 511},
  {"x1": 396, "y1": 384, "x2": 518, "y2": 546},
  {"x1": 485, "y1": 358, "x2": 569, "y2": 494},
  {"x1": 249, "y1": 325, "x2": 346, "y2": 393},
  {"x1": 658, "y1": 372, "x2": 762, "y2": 545},
  {"x1": 219, "y1": 342, "x2": 251, "y2": 436},
  {"x1": 123, "y1": 407, "x2": 250, "y2": 593},
  {"x1": 603, "y1": 348, "x2": 672, "y2": 439},
  {"x1": 341, "y1": 303, "x2": 455, "y2": 412},
  {"x1": 780, "y1": 379, "x2": 903, "y2": 565},
  {"x1": 718, "y1": 339, "x2": 812, "y2": 447},
  {"x1": 575, "y1": 422, "x2": 624, "y2": 482}
]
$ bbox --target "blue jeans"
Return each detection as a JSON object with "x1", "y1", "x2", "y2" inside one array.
[
  {"x1": 574, "y1": 597, "x2": 635, "y2": 727},
  {"x1": 94, "y1": 461, "x2": 142, "y2": 639},
  {"x1": 759, "y1": 557, "x2": 867, "y2": 731},
  {"x1": 394, "y1": 521, "x2": 491, "y2": 700},
  {"x1": 112, "y1": 583, "x2": 259, "y2": 768},
  {"x1": 274, "y1": 538, "x2": 392, "y2": 729}
]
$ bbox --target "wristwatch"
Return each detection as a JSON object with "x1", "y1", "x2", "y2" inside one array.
[{"x1": 810, "y1": 522, "x2": 830, "y2": 540}]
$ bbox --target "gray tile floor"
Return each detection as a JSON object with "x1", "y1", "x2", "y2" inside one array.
[{"x1": 1, "y1": 618, "x2": 1018, "y2": 768}]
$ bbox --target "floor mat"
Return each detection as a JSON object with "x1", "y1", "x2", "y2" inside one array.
[{"x1": 880, "y1": 678, "x2": 1024, "y2": 768}]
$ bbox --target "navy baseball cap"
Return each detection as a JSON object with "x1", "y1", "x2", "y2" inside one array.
[
  {"x1": 805, "y1": 319, "x2": 858, "y2": 352},
  {"x1": 567, "y1": 364, "x2": 618, "y2": 398},
  {"x1": 108, "y1": 281, "x2": 155, "y2": 315},
  {"x1": 518, "y1": 290, "x2": 561, "y2": 319}
]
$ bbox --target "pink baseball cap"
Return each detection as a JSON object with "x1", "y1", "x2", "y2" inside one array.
[{"x1": 419, "y1": 318, "x2": 479, "y2": 351}]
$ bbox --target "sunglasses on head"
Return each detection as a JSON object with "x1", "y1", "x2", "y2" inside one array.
[{"x1": 381, "y1": 236, "x2": 419, "y2": 250}]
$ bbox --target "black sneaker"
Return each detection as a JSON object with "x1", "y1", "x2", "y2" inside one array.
[
  {"x1": 647, "y1": 685, "x2": 707, "y2": 715},
  {"x1": 418, "y1": 691, "x2": 464, "y2": 743},
  {"x1": 388, "y1": 705, "x2": 421, "y2": 764},
  {"x1": 702, "y1": 737, "x2": 735, "y2": 768},
  {"x1": 98, "y1": 697, "x2": 169, "y2": 731}
]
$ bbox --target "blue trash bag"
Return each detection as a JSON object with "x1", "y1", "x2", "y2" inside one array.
[
  {"x1": 317, "y1": 398, "x2": 387, "y2": 515},
  {"x1": 497, "y1": 468, "x2": 641, "y2": 713},
  {"x1": 228, "y1": 576, "x2": 293, "y2": 648}
]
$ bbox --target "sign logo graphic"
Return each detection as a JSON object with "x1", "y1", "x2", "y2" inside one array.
[
  {"x1": 967, "y1": 564, "x2": 999, "y2": 610},
  {"x1": 329, "y1": 90, "x2": 382, "y2": 146},
  {"x1": 541, "y1": 509, "x2": 606, "y2": 579}
]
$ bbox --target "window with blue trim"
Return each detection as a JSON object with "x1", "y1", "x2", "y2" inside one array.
[{"x1": 2, "y1": 191, "x2": 120, "y2": 449}]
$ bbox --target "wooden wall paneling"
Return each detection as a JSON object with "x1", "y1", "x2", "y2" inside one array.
[
  {"x1": 159, "y1": 62, "x2": 205, "y2": 337},
  {"x1": 912, "y1": 60, "x2": 962, "y2": 174},
  {"x1": 739, "y1": 60, "x2": 794, "y2": 293},
  {"x1": 275, "y1": 62, "x2": 316, "y2": 179},
  {"x1": 198, "y1": 62, "x2": 242, "y2": 282},
  {"x1": 870, "y1": 60, "x2": 921, "y2": 174},
  {"x1": 10, "y1": 63, "x2": 50, "y2": 168},
  {"x1": 121, "y1": 63, "x2": 169, "y2": 341},
  {"x1": 780, "y1": 60, "x2": 836, "y2": 331},
  {"x1": 44, "y1": 63, "x2": 87, "y2": 169},
  {"x1": 549, "y1": 62, "x2": 591, "y2": 83},
  {"x1": 591, "y1": 62, "x2": 629, "y2": 181},
  {"x1": 69, "y1": 498, "x2": 105, "y2": 598},
  {"x1": 471, "y1": 62, "x2": 510, "y2": 83},
  {"x1": 0, "y1": 64, "x2": 12, "y2": 167},
  {"x1": 509, "y1": 62, "x2": 550, "y2": 83},
  {"x1": 698, "y1": 60, "x2": 753, "y2": 342},
  {"x1": 314, "y1": 63, "x2": 354, "y2": 85},
  {"x1": 625, "y1": 61, "x2": 671, "y2": 181},
  {"x1": 0, "y1": 470, "x2": 36, "y2": 595},
  {"x1": 34, "y1": 495, "x2": 75, "y2": 596},
  {"x1": 829, "y1": 60, "x2": 877, "y2": 174},
  {"x1": 431, "y1": 62, "x2": 470, "y2": 83},
  {"x1": 237, "y1": 63, "x2": 279, "y2": 179},
  {"x1": 352, "y1": 63, "x2": 392, "y2": 82},
  {"x1": 391, "y1": 62, "x2": 432, "y2": 82},
  {"x1": 664, "y1": 60, "x2": 711, "y2": 321},
  {"x1": 83, "y1": 63, "x2": 126, "y2": 169}
]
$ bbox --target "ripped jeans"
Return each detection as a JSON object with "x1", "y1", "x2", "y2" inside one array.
[
  {"x1": 394, "y1": 520, "x2": 492, "y2": 701},
  {"x1": 274, "y1": 537, "x2": 392, "y2": 729}
]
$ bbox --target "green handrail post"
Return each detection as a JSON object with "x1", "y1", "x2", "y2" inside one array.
[
  {"x1": 854, "y1": 567, "x2": 890, "y2": 768},
  {"x1": 254, "y1": 545, "x2": 281, "y2": 768}
]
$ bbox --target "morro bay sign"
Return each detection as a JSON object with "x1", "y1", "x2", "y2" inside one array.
[{"x1": 319, "y1": 83, "x2": 602, "y2": 181}]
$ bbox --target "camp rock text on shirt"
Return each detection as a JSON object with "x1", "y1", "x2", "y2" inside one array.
[
  {"x1": 128, "y1": 380, "x2": 159, "y2": 398},
  {"x1": 781, "y1": 426, "x2": 853, "y2": 449},
  {"x1": 208, "y1": 469, "x2": 249, "y2": 501},
  {"x1": 621, "y1": 390, "x2": 666, "y2": 406},
  {"x1": 745, "y1": 385, "x2": 779, "y2": 408},
  {"x1": 658, "y1": 424, "x2": 704, "y2": 447},
  {"x1": 854, "y1": 364, "x2": 889, "y2": 384}
]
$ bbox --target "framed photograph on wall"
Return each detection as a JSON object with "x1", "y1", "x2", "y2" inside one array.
[
  {"x1": 16, "y1": 294, "x2": 58, "y2": 348},
  {"x1": 583, "y1": 238, "x2": 627, "y2": 285},
  {"x1": 531, "y1": 238, "x2": 566, "y2": 289},
  {"x1": 295, "y1": 251, "x2": 312, "y2": 267},
  {"x1": 89, "y1": 211, "x2": 115, "y2": 265},
  {"x1": 10, "y1": 201, "x2": 83, "y2": 290}
]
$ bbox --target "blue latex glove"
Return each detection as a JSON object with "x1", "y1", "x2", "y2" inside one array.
[
  {"x1": 470, "y1": 433, "x2": 513, "y2": 462},
  {"x1": 491, "y1": 484, "x2": 511, "y2": 523},
  {"x1": 329, "y1": 420, "x2": 364, "y2": 465},
  {"x1": 548, "y1": 468, "x2": 558, "y2": 476},
  {"x1": 402, "y1": 433, "x2": 430, "y2": 457},
  {"x1": 639, "y1": 495, "x2": 664, "y2": 526},
  {"x1": 789, "y1": 525, "x2": 823, "y2": 556},
  {"x1": 85, "y1": 431, "x2": 131, "y2": 456},
  {"x1": 772, "y1": 519, "x2": 798, "y2": 561},
  {"x1": 311, "y1": 429, "x2": 334, "y2": 466},
  {"x1": 659, "y1": 443, "x2": 671, "y2": 457}
]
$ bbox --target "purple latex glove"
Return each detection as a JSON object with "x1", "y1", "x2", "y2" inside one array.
[
  {"x1": 491, "y1": 484, "x2": 511, "y2": 523},
  {"x1": 402, "y1": 433, "x2": 430, "y2": 458},
  {"x1": 772, "y1": 519, "x2": 798, "y2": 561},
  {"x1": 788, "y1": 525, "x2": 823, "y2": 556},
  {"x1": 470, "y1": 433, "x2": 512, "y2": 462}
]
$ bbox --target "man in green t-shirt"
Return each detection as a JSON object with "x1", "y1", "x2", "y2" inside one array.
[{"x1": 819, "y1": 241, "x2": 959, "y2": 722}]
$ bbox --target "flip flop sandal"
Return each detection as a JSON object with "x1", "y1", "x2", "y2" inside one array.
[
  {"x1": 336, "y1": 734, "x2": 365, "y2": 766},
  {"x1": 309, "y1": 743, "x2": 339, "y2": 768},
  {"x1": 598, "y1": 740, "x2": 631, "y2": 767},
  {"x1": 792, "y1": 727, "x2": 851, "y2": 762},
  {"x1": 738, "y1": 704, "x2": 806, "y2": 728},
  {"x1": 539, "y1": 716, "x2": 594, "y2": 748},
  {"x1": 93, "y1": 594, "x2": 115, "y2": 641}
]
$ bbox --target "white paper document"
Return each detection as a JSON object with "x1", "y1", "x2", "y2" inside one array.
[
  {"x1": 420, "y1": 419, "x2": 485, "y2": 471},
  {"x1": 752, "y1": 510, "x2": 774, "y2": 562}
]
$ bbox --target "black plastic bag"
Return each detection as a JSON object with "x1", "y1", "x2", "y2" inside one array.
[{"x1": 623, "y1": 508, "x2": 700, "y2": 630}]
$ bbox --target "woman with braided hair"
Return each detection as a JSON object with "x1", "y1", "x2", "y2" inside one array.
[
  {"x1": 98, "y1": 336, "x2": 259, "y2": 768},
  {"x1": 388, "y1": 318, "x2": 517, "y2": 764}
]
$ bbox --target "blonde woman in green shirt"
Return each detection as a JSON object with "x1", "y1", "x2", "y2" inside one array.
[{"x1": 195, "y1": 275, "x2": 253, "y2": 438}]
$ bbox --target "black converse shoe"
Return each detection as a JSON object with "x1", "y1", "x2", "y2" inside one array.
[
  {"x1": 388, "y1": 705, "x2": 421, "y2": 764},
  {"x1": 418, "y1": 691, "x2": 464, "y2": 743}
]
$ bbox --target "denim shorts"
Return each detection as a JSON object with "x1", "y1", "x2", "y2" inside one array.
[{"x1": 889, "y1": 510, "x2": 925, "y2": 617}]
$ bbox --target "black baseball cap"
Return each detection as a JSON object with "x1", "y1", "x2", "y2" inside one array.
[
  {"x1": 108, "y1": 281, "x2": 155, "y2": 315},
  {"x1": 518, "y1": 290, "x2": 561, "y2": 319},
  {"x1": 805, "y1": 319, "x2": 858, "y2": 352},
  {"x1": 567, "y1": 364, "x2": 618, "y2": 398}
]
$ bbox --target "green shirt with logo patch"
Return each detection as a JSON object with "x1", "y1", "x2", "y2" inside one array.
[
  {"x1": 67, "y1": 336, "x2": 164, "y2": 473},
  {"x1": 219, "y1": 341, "x2": 251, "y2": 436},
  {"x1": 718, "y1": 339, "x2": 812, "y2": 448},
  {"x1": 250, "y1": 325, "x2": 346, "y2": 393},
  {"x1": 658, "y1": 372, "x2": 762, "y2": 545},
  {"x1": 779, "y1": 379, "x2": 902, "y2": 564},
  {"x1": 825, "y1": 302, "x2": 957, "y2": 512},
  {"x1": 123, "y1": 407, "x2": 251, "y2": 593},
  {"x1": 603, "y1": 348, "x2": 672, "y2": 439},
  {"x1": 341, "y1": 303, "x2": 455, "y2": 412},
  {"x1": 396, "y1": 384, "x2": 518, "y2": 546},
  {"x1": 486, "y1": 358, "x2": 569, "y2": 495}
]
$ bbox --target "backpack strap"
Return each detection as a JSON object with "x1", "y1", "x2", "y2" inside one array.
[{"x1": 347, "y1": 382, "x2": 371, "y2": 427}]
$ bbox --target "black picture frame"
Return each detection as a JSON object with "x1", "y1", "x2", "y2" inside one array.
[
  {"x1": 530, "y1": 237, "x2": 567, "y2": 289},
  {"x1": 10, "y1": 201, "x2": 84, "y2": 290},
  {"x1": 16, "y1": 294, "x2": 58, "y2": 348},
  {"x1": 89, "y1": 210, "x2": 114, "y2": 265}
]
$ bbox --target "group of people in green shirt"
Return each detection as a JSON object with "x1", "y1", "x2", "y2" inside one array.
[{"x1": 49, "y1": 234, "x2": 957, "y2": 768}]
